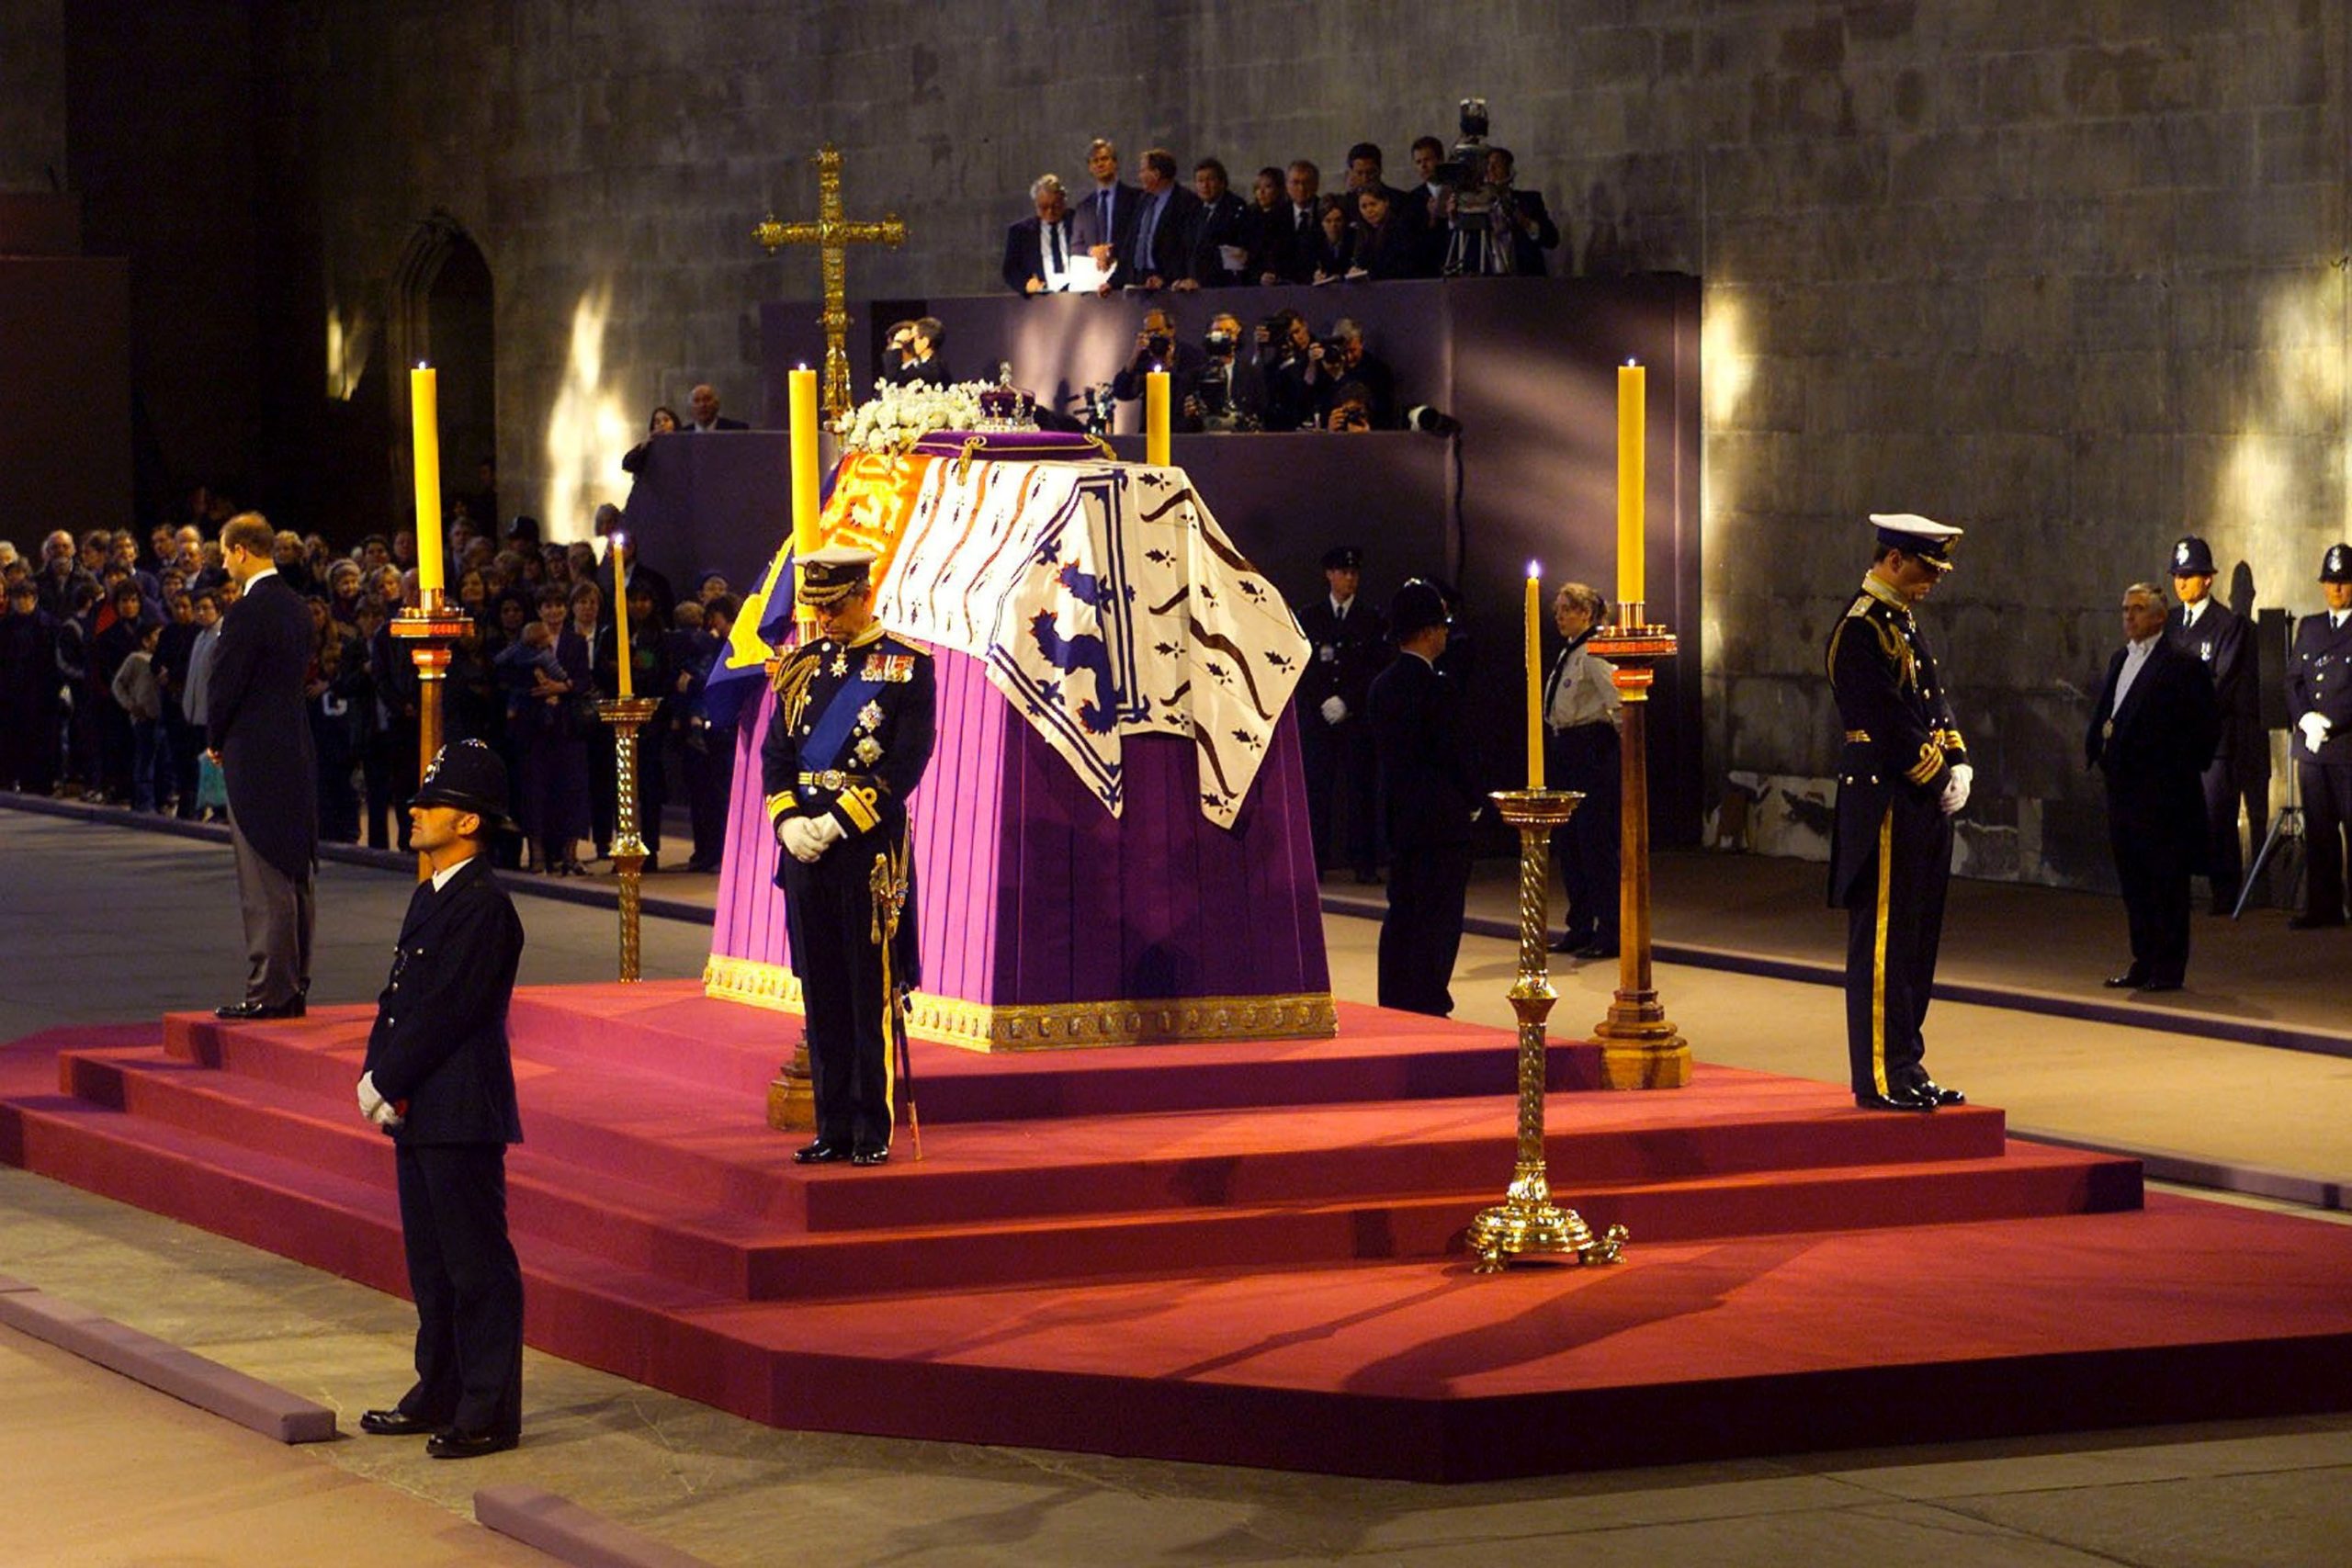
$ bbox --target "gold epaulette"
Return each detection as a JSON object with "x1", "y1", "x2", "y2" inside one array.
[{"x1": 770, "y1": 646, "x2": 821, "y2": 730}]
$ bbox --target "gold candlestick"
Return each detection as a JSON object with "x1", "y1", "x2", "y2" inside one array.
[
  {"x1": 1585, "y1": 615, "x2": 1691, "y2": 1089},
  {"x1": 1467, "y1": 787, "x2": 1629, "y2": 1273},
  {"x1": 599, "y1": 695, "x2": 661, "y2": 982},
  {"x1": 389, "y1": 594, "x2": 472, "y2": 883}
]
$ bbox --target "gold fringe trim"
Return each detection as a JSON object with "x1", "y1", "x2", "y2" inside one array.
[{"x1": 702, "y1": 954, "x2": 1339, "y2": 1053}]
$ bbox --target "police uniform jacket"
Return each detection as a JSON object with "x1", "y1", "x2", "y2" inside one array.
[
  {"x1": 1826, "y1": 574, "x2": 1968, "y2": 908},
  {"x1": 2086, "y1": 635, "x2": 2219, "y2": 873},
  {"x1": 1369, "y1": 652, "x2": 1481, "y2": 851},
  {"x1": 361, "y1": 855, "x2": 526, "y2": 1146},
  {"x1": 2166, "y1": 598, "x2": 2267, "y2": 785},
  {"x1": 2289, "y1": 609, "x2": 2352, "y2": 765},
  {"x1": 204, "y1": 572, "x2": 319, "y2": 882},
  {"x1": 1295, "y1": 595, "x2": 1388, "y2": 719}
]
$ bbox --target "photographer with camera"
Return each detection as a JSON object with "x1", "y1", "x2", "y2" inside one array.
[
  {"x1": 1182, "y1": 311, "x2": 1265, "y2": 433},
  {"x1": 1486, "y1": 147, "x2": 1560, "y2": 276},
  {"x1": 1110, "y1": 307, "x2": 1206, "y2": 414},
  {"x1": 1261, "y1": 310, "x2": 1320, "y2": 433},
  {"x1": 1305, "y1": 318, "x2": 1396, "y2": 430},
  {"x1": 1431, "y1": 98, "x2": 1555, "y2": 276}
]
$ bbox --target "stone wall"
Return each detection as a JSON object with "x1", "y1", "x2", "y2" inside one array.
[
  {"x1": 52, "y1": 0, "x2": 2352, "y2": 883},
  {"x1": 0, "y1": 0, "x2": 65, "y2": 192}
]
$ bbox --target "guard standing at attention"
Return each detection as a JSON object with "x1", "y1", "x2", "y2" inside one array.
[
  {"x1": 1826, "y1": 514, "x2": 1972, "y2": 1112},
  {"x1": 356, "y1": 739, "x2": 527, "y2": 1460},
  {"x1": 1295, "y1": 545, "x2": 1388, "y2": 883},
  {"x1": 2287, "y1": 542, "x2": 2352, "y2": 929},
  {"x1": 2164, "y1": 536, "x2": 2267, "y2": 914},
  {"x1": 1369, "y1": 578, "x2": 1482, "y2": 1016},
  {"x1": 762, "y1": 546, "x2": 937, "y2": 1166}
]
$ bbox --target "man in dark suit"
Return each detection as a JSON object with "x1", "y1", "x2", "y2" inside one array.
[
  {"x1": 1002, "y1": 174, "x2": 1078, "y2": 295},
  {"x1": 2165, "y1": 535, "x2": 2267, "y2": 914},
  {"x1": 207, "y1": 512, "x2": 319, "y2": 1020},
  {"x1": 1296, "y1": 546, "x2": 1389, "y2": 884},
  {"x1": 1185, "y1": 158, "x2": 1252, "y2": 288},
  {"x1": 1369, "y1": 579, "x2": 1482, "y2": 1016},
  {"x1": 1261, "y1": 161, "x2": 1329, "y2": 285},
  {"x1": 762, "y1": 547, "x2": 937, "y2": 1166},
  {"x1": 594, "y1": 521, "x2": 675, "y2": 630},
  {"x1": 685, "y1": 383, "x2": 750, "y2": 433},
  {"x1": 2288, "y1": 542, "x2": 2352, "y2": 928},
  {"x1": 1126, "y1": 148, "x2": 1204, "y2": 292},
  {"x1": 1487, "y1": 148, "x2": 1562, "y2": 276},
  {"x1": 1111, "y1": 308, "x2": 1207, "y2": 415},
  {"x1": 1826, "y1": 514, "x2": 1971, "y2": 1111},
  {"x1": 2089, "y1": 582, "x2": 2219, "y2": 992},
  {"x1": 356, "y1": 740, "x2": 527, "y2": 1459},
  {"x1": 897, "y1": 318, "x2": 951, "y2": 389},
  {"x1": 1070, "y1": 137, "x2": 1143, "y2": 287}
]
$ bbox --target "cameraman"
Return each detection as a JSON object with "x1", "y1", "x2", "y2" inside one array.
[
  {"x1": 1110, "y1": 307, "x2": 1206, "y2": 412},
  {"x1": 1308, "y1": 319, "x2": 1396, "y2": 429},
  {"x1": 1182, "y1": 312, "x2": 1265, "y2": 433}
]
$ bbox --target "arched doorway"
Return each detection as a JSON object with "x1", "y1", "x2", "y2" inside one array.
[{"x1": 391, "y1": 212, "x2": 498, "y2": 531}]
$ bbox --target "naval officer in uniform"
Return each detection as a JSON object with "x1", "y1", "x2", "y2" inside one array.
[
  {"x1": 2288, "y1": 542, "x2": 2352, "y2": 929},
  {"x1": 761, "y1": 546, "x2": 936, "y2": 1165},
  {"x1": 1826, "y1": 514, "x2": 1972, "y2": 1112}
]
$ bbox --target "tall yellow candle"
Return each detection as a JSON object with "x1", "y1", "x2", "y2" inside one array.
[
  {"x1": 1525, "y1": 563, "x2": 1544, "y2": 791},
  {"x1": 610, "y1": 533, "x2": 634, "y2": 699},
  {"x1": 409, "y1": 365, "x2": 444, "y2": 600},
  {"x1": 1617, "y1": 359, "x2": 1645, "y2": 613},
  {"x1": 788, "y1": 366, "x2": 820, "y2": 626},
  {"x1": 1146, "y1": 369, "x2": 1171, "y2": 466}
]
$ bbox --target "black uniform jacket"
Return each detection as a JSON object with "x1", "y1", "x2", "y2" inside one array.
[
  {"x1": 2290, "y1": 609, "x2": 2352, "y2": 764},
  {"x1": 1369, "y1": 652, "x2": 1482, "y2": 851},
  {"x1": 1295, "y1": 595, "x2": 1389, "y2": 718},
  {"x1": 205, "y1": 572, "x2": 320, "y2": 881},
  {"x1": 2086, "y1": 636, "x2": 2219, "y2": 872},
  {"x1": 2166, "y1": 598, "x2": 2267, "y2": 784},
  {"x1": 362, "y1": 854, "x2": 526, "y2": 1146},
  {"x1": 1826, "y1": 575, "x2": 1968, "y2": 908},
  {"x1": 761, "y1": 626, "x2": 937, "y2": 855}
]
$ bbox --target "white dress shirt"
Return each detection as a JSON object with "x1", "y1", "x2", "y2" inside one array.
[{"x1": 2111, "y1": 633, "x2": 2158, "y2": 716}]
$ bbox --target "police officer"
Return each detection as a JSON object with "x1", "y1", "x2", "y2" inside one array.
[
  {"x1": 1294, "y1": 545, "x2": 1388, "y2": 883},
  {"x1": 2165, "y1": 536, "x2": 2267, "y2": 913},
  {"x1": 761, "y1": 546, "x2": 936, "y2": 1164},
  {"x1": 1827, "y1": 514, "x2": 1971, "y2": 1112},
  {"x1": 2288, "y1": 542, "x2": 2352, "y2": 929},
  {"x1": 356, "y1": 739, "x2": 527, "y2": 1459},
  {"x1": 1368, "y1": 578, "x2": 1482, "y2": 1015}
]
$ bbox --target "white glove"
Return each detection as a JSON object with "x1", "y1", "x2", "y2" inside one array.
[
  {"x1": 1319, "y1": 695, "x2": 1348, "y2": 726},
  {"x1": 2301, "y1": 712, "x2": 2333, "y2": 754},
  {"x1": 810, "y1": 816, "x2": 846, "y2": 848},
  {"x1": 356, "y1": 1072, "x2": 384, "y2": 1121},
  {"x1": 371, "y1": 1100, "x2": 404, "y2": 1129},
  {"x1": 1939, "y1": 762, "x2": 1973, "y2": 817},
  {"x1": 780, "y1": 817, "x2": 826, "y2": 863}
]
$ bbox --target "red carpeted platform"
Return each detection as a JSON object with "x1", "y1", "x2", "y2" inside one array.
[{"x1": 5, "y1": 981, "x2": 2352, "y2": 1481}]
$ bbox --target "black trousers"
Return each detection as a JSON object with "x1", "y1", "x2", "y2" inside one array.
[
  {"x1": 684, "y1": 725, "x2": 736, "y2": 867},
  {"x1": 2301, "y1": 758, "x2": 2352, "y2": 924},
  {"x1": 1300, "y1": 715, "x2": 1378, "y2": 875},
  {"x1": 782, "y1": 844, "x2": 901, "y2": 1152},
  {"x1": 1842, "y1": 796, "x2": 1952, "y2": 1098},
  {"x1": 2109, "y1": 784, "x2": 2193, "y2": 986},
  {"x1": 1378, "y1": 836, "x2": 1473, "y2": 1016},
  {"x1": 363, "y1": 728, "x2": 416, "y2": 852},
  {"x1": 2196, "y1": 756, "x2": 2257, "y2": 908},
  {"x1": 1550, "y1": 722, "x2": 1621, "y2": 945},
  {"x1": 394, "y1": 1142, "x2": 523, "y2": 1440}
]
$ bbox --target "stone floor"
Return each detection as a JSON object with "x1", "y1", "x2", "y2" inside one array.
[{"x1": 3, "y1": 806, "x2": 2349, "y2": 1566}]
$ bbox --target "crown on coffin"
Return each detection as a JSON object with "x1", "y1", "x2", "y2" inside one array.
[{"x1": 974, "y1": 364, "x2": 1038, "y2": 432}]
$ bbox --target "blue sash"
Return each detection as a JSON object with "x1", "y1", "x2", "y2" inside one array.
[{"x1": 801, "y1": 669, "x2": 881, "y2": 777}]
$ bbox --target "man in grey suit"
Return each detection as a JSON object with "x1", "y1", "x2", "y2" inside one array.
[{"x1": 208, "y1": 511, "x2": 320, "y2": 1020}]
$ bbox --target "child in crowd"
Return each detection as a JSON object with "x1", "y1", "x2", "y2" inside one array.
[{"x1": 109, "y1": 617, "x2": 166, "y2": 812}]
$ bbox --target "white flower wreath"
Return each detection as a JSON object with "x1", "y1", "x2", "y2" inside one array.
[{"x1": 833, "y1": 379, "x2": 994, "y2": 455}]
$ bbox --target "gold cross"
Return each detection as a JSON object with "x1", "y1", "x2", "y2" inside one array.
[{"x1": 753, "y1": 144, "x2": 907, "y2": 417}]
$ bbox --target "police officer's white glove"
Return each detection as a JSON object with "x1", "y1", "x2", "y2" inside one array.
[
  {"x1": 356, "y1": 1071, "x2": 386, "y2": 1122},
  {"x1": 371, "y1": 1100, "x2": 404, "y2": 1129},
  {"x1": 1319, "y1": 695, "x2": 1348, "y2": 726},
  {"x1": 2300, "y1": 712, "x2": 2333, "y2": 754},
  {"x1": 810, "y1": 816, "x2": 846, "y2": 848},
  {"x1": 780, "y1": 817, "x2": 825, "y2": 863},
  {"x1": 1939, "y1": 762, "x2": 1973, "y2": 816}
]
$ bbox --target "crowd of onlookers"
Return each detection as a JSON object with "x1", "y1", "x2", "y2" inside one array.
[{"x1": 0, "y1": 492, "x2": 748, "y2": 876}]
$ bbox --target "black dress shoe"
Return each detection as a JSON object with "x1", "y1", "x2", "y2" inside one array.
[
  {"x1": 850, "y1": 1145, "x2": 890, "y2": 1167},
  {"x1": 2101, "y1": 968, "x2": 2146, "y2": 989},
  {"x1": 793, "y1": 1140, "x2": 850, "y2": 1164},
  {"x1": 358, "y1": 1408, "x2": 443, "y2": 1437},
  {"x1": 2136, "y1": 977, "x2": 2183, "y2": 993},
  {"x1": 215, "y1": 998, "x2": 305, "y2": 1021},
  {"x1": 425, "y1": 1428, "x2": 518, "y2": 1460},
  {"x1": 1912, "y1": 1078, "x2": 1966, "y2": 1106},
  {"x1": 1855, "y1": 1086, "x2": 1938, "y2": 1112},
  {"x1": 1573, "y1": 942, "x2": 1619, "y2": 961}
]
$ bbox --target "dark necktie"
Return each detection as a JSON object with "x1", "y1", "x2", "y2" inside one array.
[{"x1": 1049, "y1": 221, "x2": 1065, "y2": 271}]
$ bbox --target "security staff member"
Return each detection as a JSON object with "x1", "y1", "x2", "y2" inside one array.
[
  {"x1": 356, "y1": 740, "x2": 526, "y2": 1460},
  {"x1": 2165, "y1": 536, "x2": 2267, "y2": 913},
  {"x1": 1827, "y1": 514, "x2": 1971, "y2": 1112},
  {"x1": 2288, "y1": 543, "x2": 2352, "y2": 929},
  {"x1": 762, "y1": 546, "x2": 936, "y2": 1165},
  {"x1": 1295, "y1": 545, "x2": 1388, "y2": 883},
  {"x1": 2087, "y1": 582, "x2": 2218, "y2": 991},
  {"x1": 1369, "y1": 578, "x2": 1482, "y2": 1015}
]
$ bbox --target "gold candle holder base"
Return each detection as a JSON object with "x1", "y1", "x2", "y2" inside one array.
[
  {"x1": 1584, "y1": 619, "x2": 1691, "y2": 1090},
  {"x1": 598, "y1": 695, "x2": 661, "y2": 982},
  {"x1": 390, "y1": 597, "x2": 473, "y2": 883},
  {"x1": 1467, "y1": 789, "x2": 1628, "y2": 1274},
  {"x1": 766, "y1": 1032, "x2": 817, "y2": 1133}
]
